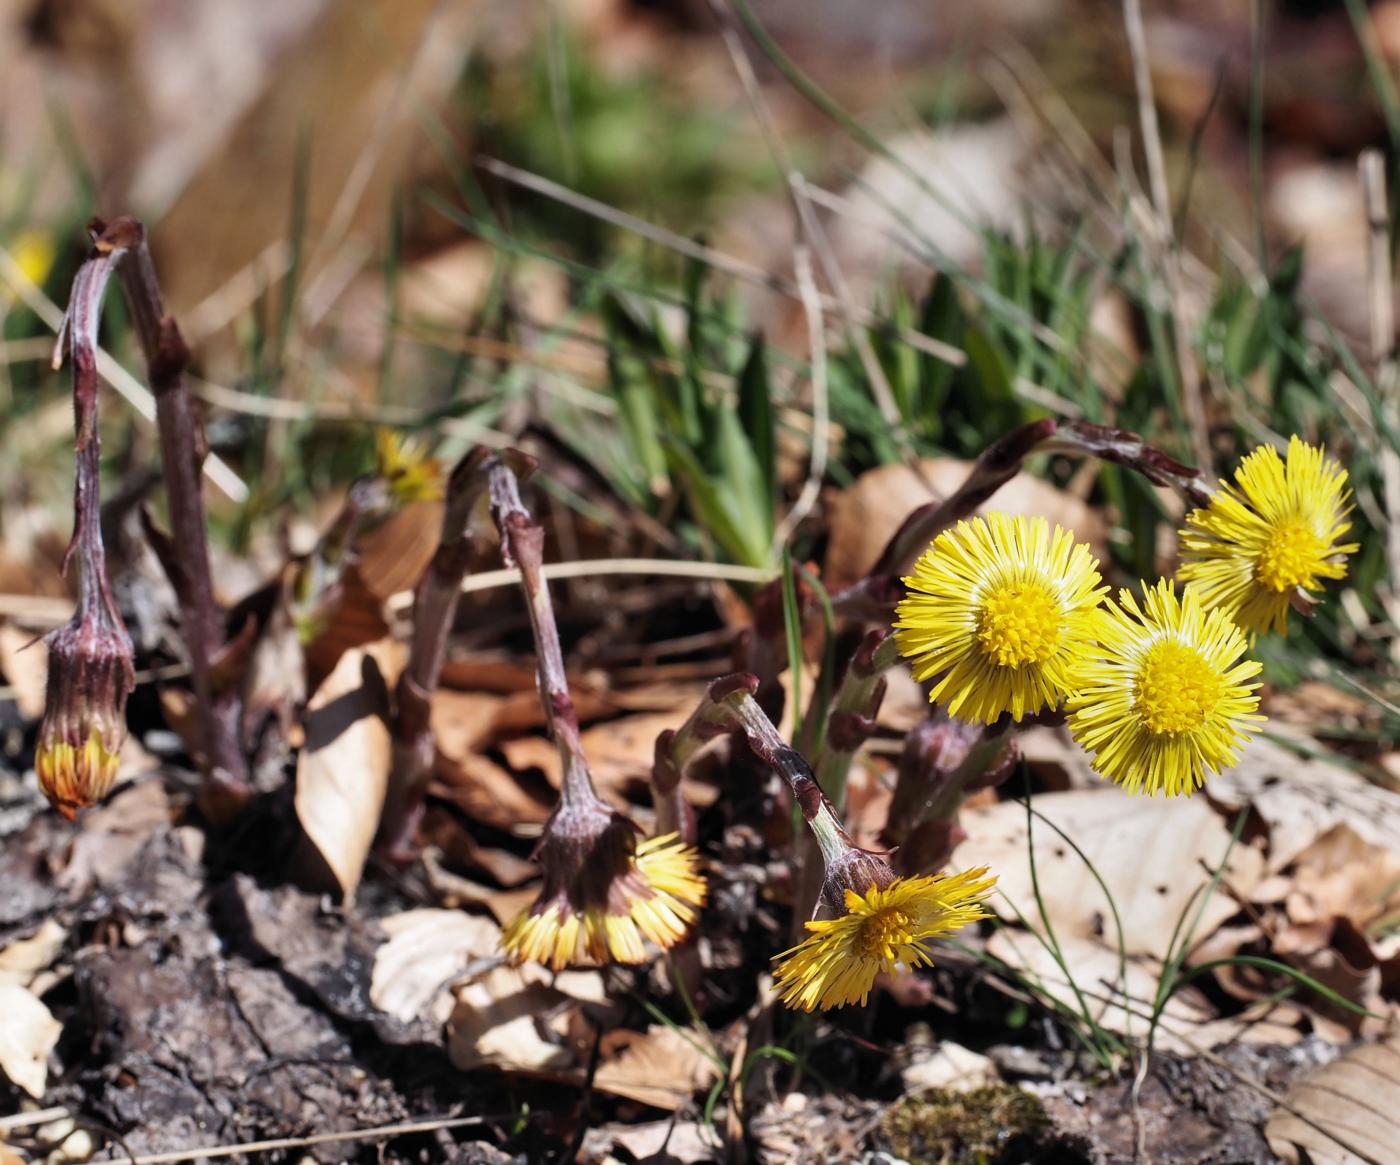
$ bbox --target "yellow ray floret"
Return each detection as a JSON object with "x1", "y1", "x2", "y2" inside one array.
[
  {"x1": 374, "y1": 428, "x2": 444, "y2": 504},
  {"x1": 36, "y1": 730, "x2": 122, "y2": 821},
  {"x1": 501, "y1": 833, "x2": 706, "y2": 971},
  {"x1": 894, "y1": 513, "x2": 1106, "y2": 723},
  {"x1": 1067, "y1": 580, "x2": 1264, "y2": 796},
  {"x1": 773, "y1": 867, "x2": 996, "y2": 1011},
  {"x1": 1178, "y1": 436, "x2": 1358, "y2": 635}
]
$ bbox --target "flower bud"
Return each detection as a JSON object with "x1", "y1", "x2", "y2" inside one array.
[{"x1": 36, "y1": 604, "x2": 134, "y2": 819}]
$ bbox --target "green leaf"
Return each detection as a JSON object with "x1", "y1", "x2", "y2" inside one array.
[{"x1": 737, "y1": 332, "x2": 777, "y2": 514}]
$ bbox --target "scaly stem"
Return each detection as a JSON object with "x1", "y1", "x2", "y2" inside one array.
[
  {"x1": 485, "y1": 451, "x2": 600, "y2": 811},
  {"x1": 91, "y1": 216, "x2": 248, "y2": 805},
  {"x1": 833, "y1": 418, "x2": 1209, "y2": 621},
  {"x1": 378, "y1": 448, "x2": 494, "y2": 857}
]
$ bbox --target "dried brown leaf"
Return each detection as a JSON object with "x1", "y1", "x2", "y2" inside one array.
[
  {"x1": 293, "y1": 643, "x2": 392, "y2": 901},
  {"x1": 0, "y1": 982, "x2": 61, "y2": 1099},
  {"x1": 958, "y1": 791, "x2": 1263, "y2": 960},
  {"x1": 1265, "y1": 1031, "x2": 1400, "y2": 1164},
  {"x1": 429, "y1": 750, "x2": 554, "y2": 831},
  {"x1": 355, "y1": 501, "x2": 444, "y2": 602},
  {"x1": 824, "y1": 458, "x2": 1110, "y2": 589},
  {"x1": 1210, "y1": 732, "x2": 1400, "y2": 873},
  {"x1": 592, "y1": 1025, "x2": 723, "y2": 1110},
  {"x1": 0, "y1": 622, "x2": 46, "y2": 719},
  {"x1": 370, "y1": 908, "x2": 500, "y2": 1025}
]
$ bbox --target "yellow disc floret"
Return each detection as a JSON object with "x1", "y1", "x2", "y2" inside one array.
[{"x1": 1134, "y1": 640, "x2": 1227, "y2": 737}]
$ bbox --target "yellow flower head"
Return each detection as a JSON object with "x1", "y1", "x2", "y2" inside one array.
[
  {"x1": 1067, "y1": 580, "x2": 1264, "y2": 796},
  {"x1": 774, "y1": 867, "x2": 995, "y2": 1011},
  {"x1": 501, "y1": 822, "x2": 706, "y2": 972},
  {"x1": 894, "y1": 513, "x2": 1107, "y2": 724},
  {"x1": 374, "y1": 428, "x2": 444, "y2": 504},
  {"x1": 1178, "y1": 436, "x2": 1359, "y2": 634},
  {"x1": 3, "y1": 230, "x2": 55, "y2": 305}
]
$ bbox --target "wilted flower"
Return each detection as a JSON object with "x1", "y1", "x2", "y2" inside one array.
[
  {"x1": 1178, "y1": 436, "x2": 1358, "y2": 635},
  {"x1": 1067, "y1": 580, "x2": 1264, "y2": 796},
  {"x1": 774, "y1": 853, "x2": 995, "y2": 1012},
  {"x1": 501, "y1": 794, "x2": 706, "y2": 971},
  {"x1": 894, "y1": 513, "x2": 1106, "y2": 723}
]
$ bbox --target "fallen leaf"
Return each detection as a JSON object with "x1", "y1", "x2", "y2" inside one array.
[
  {"x1": 430, "y1": 750, "x2": 554, "y2": 832},
  {"x1": 592, "y1": 1025, "x2": 723, "y2": 1110},
  {"x1": 0, "y1": 622, "x2": 46, "y2": 719},
  {"x1": 0, "y1": 982, "x2": 61, "y2": 1098},
  {"x1": 355, "y1": 500, "x2": 444, "y2": 601},
  {"x1": 0, "y1": 920, "x2": 67, "y2": 985},
  {"x1": 1285, "y1": 824, "x2": 1400, "y2": 932},
  {"x1": 501, "y1": 711, "x2": 700, "y2": 804},
  {"x1": 1265, "y1": 1032, "x2": 1400, "y2": 1164},
  {"x1": 582, "y1": 1120, "x2": 724, "y2": 1164},
  {"x1": 986, "y1": 930, "x2": 1300, "y2": 1057},
  {"x1": 957, "y1": 791, "x2": 1263, "y2": 960},
  {"x1": 1017, "y1": 725, "x2": 1104, "y2": 792},
  {"x1": 418, "y1": 812, "x2": 540, "y2": 889},
  {"x1": 370, "y1": 908, "x2": 500, "y2": 1025},
  {"x1": 825, "y1": 457, "x2": 1110, "y2": 590},
  {"x1": 438, "y1": 656, "x2": 538, "y2": 692},
  {"x1": 1209, "y1": 732, "x2": 1400, "y2": 873},
  {"x1": 301, "y1": 567, "x2": 391, "y2": 691},
  {"x1": 293, "y1": 644, "x2": 392, "y2": 901},
  {"x1": 431, "y1": 688, "x2": 504, "y2": 757},
  {"x1": 447, "y1": 966, "x2": 574, "y2": 1073}
]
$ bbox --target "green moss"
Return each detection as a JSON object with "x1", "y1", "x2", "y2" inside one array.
[{"x1": 879, "y1": 1085, "x2": 1049, "y2": 1165}]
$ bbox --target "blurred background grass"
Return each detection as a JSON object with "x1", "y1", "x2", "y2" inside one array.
[{"x1": 0, "y1": 0, "x2": 1396, "y2": 726}]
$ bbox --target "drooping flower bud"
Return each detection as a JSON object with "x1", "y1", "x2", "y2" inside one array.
[
  {"x1": 39, "y1": 226, "x2": 136, "y2": 818},
  {"x1": 37, "y1": 603, "x2": 134, "y2": 819}
]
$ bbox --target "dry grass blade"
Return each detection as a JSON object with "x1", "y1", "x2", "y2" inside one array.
[
  {"x1": 98, "y1": 1114, "x2": 509, "y2": 1165},
  {"x1": 1122, "y1": 0, "x2": 1211, "y2": 474},
  {"x1": 385, "y1": 558, "x2": 776, "y2": 614},
  {"x1": 0, "y1": 246, "x2": 247, "y2": 503}
]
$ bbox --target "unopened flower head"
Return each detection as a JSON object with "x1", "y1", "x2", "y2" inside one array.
[
  {"x1": 894, "y1": 513, "x2": 1106, "y2": 723},
  {"x1": 501, "y1": 797, "x2": 706, "y2": 971},
  {"x1": 1067, "y1": 580, "x2": 1264, "y2": 796},
  {"x1": 774, "y1": 865, "x2": 995, "y2": 1011},
  {"x1": 37, "y1": 603, "x2": 134, "y2": 819},
  {"x1": 1178, "y1": 436, "x2": 1358, "y2": 635}
]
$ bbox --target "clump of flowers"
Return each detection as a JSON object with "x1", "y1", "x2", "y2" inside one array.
[
  {"x1": 1066, "y1": 580, "x2": 1264, "y2": 796},
  {"x1": 1178, "y1": 436, "x2": 1358, "y2": 635},
  {"x1": 894, "y1": 513, "x2": 1106, "y2": 723}
]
